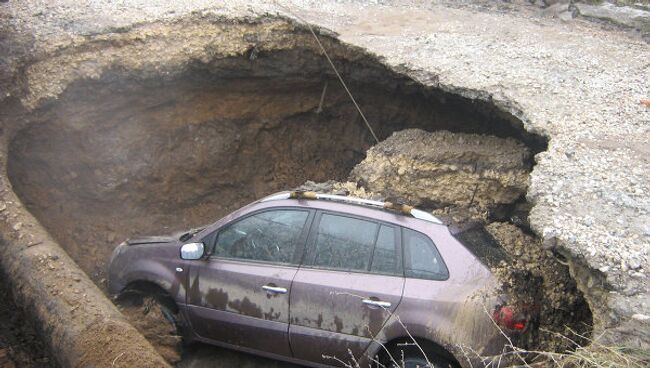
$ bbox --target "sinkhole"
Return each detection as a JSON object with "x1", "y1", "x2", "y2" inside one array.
[
  {"x1": 8, "y1": 48, "x2": 543, "y2": 281},
  {"x1": 6, "y1": 25, "x2": 590, "y2": 365}
]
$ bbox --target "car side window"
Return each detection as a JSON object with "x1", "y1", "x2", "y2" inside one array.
[
  {"x1": 370, "y1": 225, "x2": 400, "y2": 275},
  {"x1": 212, "y1": 209, "x2": 309, "y2": 264},
  {"x1": 403, "y1": 228, "x2": 449, "y2": 280},
  {"x1": 309, "y1": 213, "x2": 378, "y2": 271}
]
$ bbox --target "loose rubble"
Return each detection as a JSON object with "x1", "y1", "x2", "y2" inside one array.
[{"x1": 485, "y1": 222, "x2": 592, "y2": 351}]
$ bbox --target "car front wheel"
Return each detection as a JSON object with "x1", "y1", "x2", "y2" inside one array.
[{"x1": 115, "y1": 290, "x2": 183, "y2": 364}]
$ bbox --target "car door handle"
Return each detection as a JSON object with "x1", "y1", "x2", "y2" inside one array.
[
  {"x1": 362, "y1": 299, "x2": 392, "y2": 309},
  {"x1": 262, "y1": 285, "x2": 288, "y2": 294}
]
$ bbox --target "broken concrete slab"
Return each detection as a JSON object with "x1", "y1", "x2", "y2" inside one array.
[
  {"x1": 576, "y1": 2, "x2": 650, "y2": 31},
  {"x1": 350, "y1": 129, "x2": 531, "y2": 214}
]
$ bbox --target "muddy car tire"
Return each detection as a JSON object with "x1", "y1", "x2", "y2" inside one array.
[
  {"x1": 115, "y1": 290, "x2": 183, "y2": 364},
  {"x1": 383, "y1": 344, "x2": 454, "y2": 368}
]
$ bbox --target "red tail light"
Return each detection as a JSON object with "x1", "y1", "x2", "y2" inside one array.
[{"x1": 493, "y1": 305, "x2": 527, "y2": 331}]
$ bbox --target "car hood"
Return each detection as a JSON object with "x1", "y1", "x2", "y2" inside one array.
[
  {"x1": 126, "y1": 235, "x2": 176, "y2": 246},
  {"x1": 124, "y1": 225, "x2": 207, "y2": 246}
]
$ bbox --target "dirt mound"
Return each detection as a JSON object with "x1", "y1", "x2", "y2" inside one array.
[{"x1": 350, "y1": 129, "x2": 531, "y2": 215}]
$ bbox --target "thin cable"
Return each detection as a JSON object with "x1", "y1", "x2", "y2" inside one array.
[
  {"x1": 275, "y1": 2, "x2": 380, "y2": 144},
  {"x1": 276, "y1": 3, "x2": 406, "y2": 202}
]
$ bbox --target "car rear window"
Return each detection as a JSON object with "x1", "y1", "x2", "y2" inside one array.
[
  {"x1": 403, "y1": 228, "x2": 448, "y2": 281},
  {"x1": 452, "y1": 226, "x2": 509, "y2": 269}
]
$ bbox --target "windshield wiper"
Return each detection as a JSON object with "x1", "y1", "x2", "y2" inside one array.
[{"x1": 179, "y1": 226, "x2": 206, "y2": 242}]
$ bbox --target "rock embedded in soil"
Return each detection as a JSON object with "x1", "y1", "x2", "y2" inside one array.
[{"x1": 350, "y1": 129, "x2": 531, "y2": 214}]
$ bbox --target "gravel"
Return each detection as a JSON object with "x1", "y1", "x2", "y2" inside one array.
[{"x1": 1, "y1": 0, "x2": 648, "y2": 347}]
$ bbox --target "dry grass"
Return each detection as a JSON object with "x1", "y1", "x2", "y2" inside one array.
[
  {"x1": 320, "y1": 297, "x2": 649, "y2": 368},
  {"x1": 472, "y1": 322, "x2": 650, "y2": 368},
  {"x1": 549, "y1": 342, "x2": 649, "y2": 368}
]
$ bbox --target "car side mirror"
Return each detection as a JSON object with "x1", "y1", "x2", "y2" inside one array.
[{"x1": 180, "y1": 242, "x2": 205, "y2": 260}]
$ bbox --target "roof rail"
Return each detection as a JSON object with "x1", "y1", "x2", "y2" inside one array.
[{"x1": 261, "y1": 191, "x2": 443, "y2": 225}]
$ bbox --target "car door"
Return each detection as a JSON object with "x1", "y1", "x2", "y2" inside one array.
[
  {"x1": 289, "y1": 211, "x2": 404, "y2": 365},
  {"x1": 186, "y1": 208, "x2": 313, "y2": 357}
]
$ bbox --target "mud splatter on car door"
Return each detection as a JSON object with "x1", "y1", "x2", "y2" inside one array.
[
  {"x1": 185, "y1": 209, "x2": 312, "y2": 357},
  {"x1": 288, "y1": 212, "x2": 404, "y2": 364}
]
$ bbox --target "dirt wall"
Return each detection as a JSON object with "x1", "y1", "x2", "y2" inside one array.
[{"x1": 0, "y1": 154, "x2": 170, "y2": 368}]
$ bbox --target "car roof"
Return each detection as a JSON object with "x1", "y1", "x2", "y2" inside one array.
[{"x1": 256, "y1": 191, "x2": 444, "y2": 227}]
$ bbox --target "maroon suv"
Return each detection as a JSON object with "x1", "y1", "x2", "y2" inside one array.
[{"x1": 108, "y1": 191, "x2": 532, "y2": 367}]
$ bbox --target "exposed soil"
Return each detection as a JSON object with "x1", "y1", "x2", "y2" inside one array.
[
  {"x1": 0, "y1": 274, "x2": 58, "y2": 368},
  {"x1": 74, "y1": 314, "x2": 171, "y2": 368},
  {"x1": 484, "y1": 222, "x2": 593, "y2": 352},
  {"x1": 350, "y1": 129, "x2": 532, "y2": 217}
]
